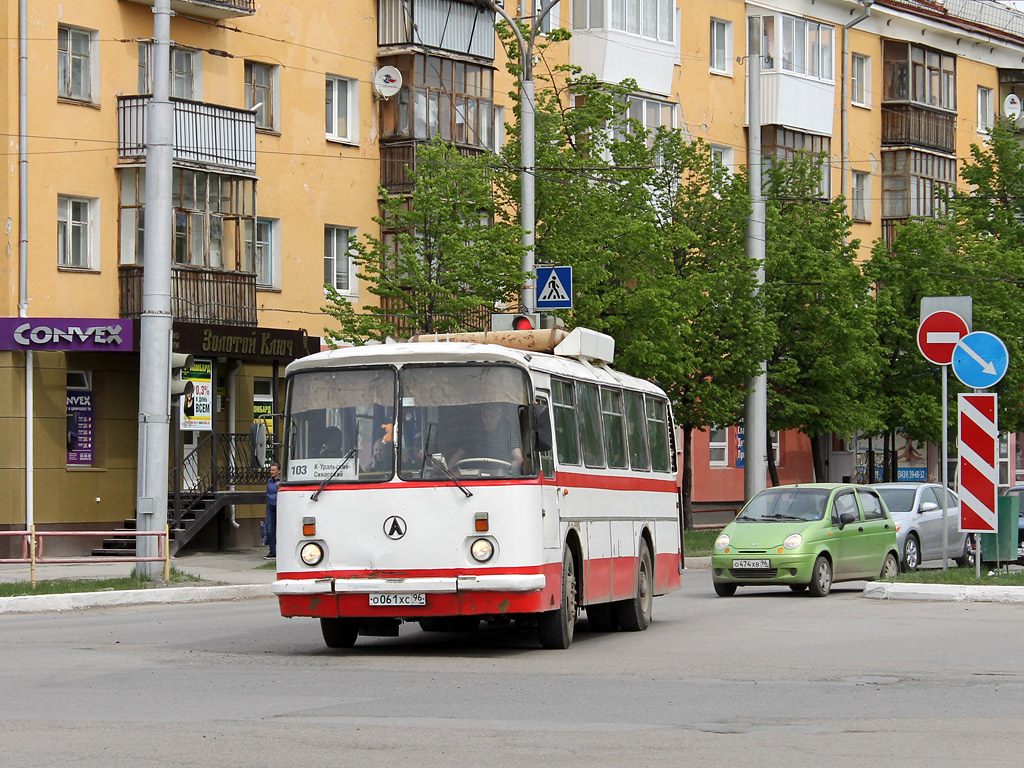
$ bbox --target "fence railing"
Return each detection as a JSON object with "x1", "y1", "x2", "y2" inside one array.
[
  {"x1": 0, "y1": 528, "x2": 170, "y2": 586},
  {"x1": 119, "y1": 264, "x2": 258, "y2": 326},
  {"x1": 117, "y1": 95, "x2": 257, "y2": 174}
]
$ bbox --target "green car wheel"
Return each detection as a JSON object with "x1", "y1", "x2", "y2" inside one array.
[{"x1": 713, "y1": 581, "x2": 737, "y2": 597}]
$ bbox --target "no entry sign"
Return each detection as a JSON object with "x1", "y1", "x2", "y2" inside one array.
[
  {"x1": 918, "y1": 311, "x2": 969, "y2": 366},
  {"x1": 958, "y1": 393, "x2": 998, "y2": 534}
]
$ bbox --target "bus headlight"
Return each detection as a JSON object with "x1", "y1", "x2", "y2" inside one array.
[
  {"x1": 470, "y1": 538, "x2": 494, "y2": 562},
  {"x1": 300, "y1": 542, "x2": 324, "y2": 566}
]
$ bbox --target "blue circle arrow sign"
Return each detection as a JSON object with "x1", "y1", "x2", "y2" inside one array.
[{"x1": 951, "y1": 331, "x2": 1008, "y2": 389}]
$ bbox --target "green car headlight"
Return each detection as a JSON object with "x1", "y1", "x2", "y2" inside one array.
[
  {"x1": 783, "y1": 533, "x2": 803, "y2": 550},
  {"x1": 714, "y1": 533, "x2": 730, "y2": 550}
]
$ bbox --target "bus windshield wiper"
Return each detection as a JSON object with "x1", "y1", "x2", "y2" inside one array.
[
  {"x1": 311, "y1": 447, "x2": 357, "y2": 502},
  {"x1": 423, "y1": 452, "x2": 473, "y2": 498}
]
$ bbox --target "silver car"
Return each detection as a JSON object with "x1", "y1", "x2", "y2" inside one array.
[{"x1": 871, "y1": 483, "x2": 974, "y2": 570}]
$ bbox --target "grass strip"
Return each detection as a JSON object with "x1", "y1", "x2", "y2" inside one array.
[
  {"x1": 683, "y1": 528, "x2": 722, "y2": 558},
  {"x1": 891, "y1": 566, "x2": 1024, "y2": 587},
  {"x1": 0, "y1": 567, "x2": 202, "y2": 598}
]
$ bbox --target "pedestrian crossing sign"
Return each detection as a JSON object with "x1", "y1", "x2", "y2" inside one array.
[{"x1": 536, "y1": 266, "x2": 573, "y2": 309}]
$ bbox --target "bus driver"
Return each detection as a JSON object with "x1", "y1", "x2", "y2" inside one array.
[{"x1": 449, "y1": 403, "x2": 523, "y2": 475}]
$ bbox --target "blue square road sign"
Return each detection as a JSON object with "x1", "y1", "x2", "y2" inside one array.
[{"x1": 536, "y1": 266, "x2": 573, "y2": 310}]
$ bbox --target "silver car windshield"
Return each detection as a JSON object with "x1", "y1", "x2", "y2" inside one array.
[
  {"x1": 875, "y1": 488, "x2": 916, "y2": 513},
  {"x1": 736, "y1": 488, "x2": 831, "y2": 522}
]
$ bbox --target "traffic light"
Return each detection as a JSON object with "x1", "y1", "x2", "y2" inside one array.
[
  {"x1": 170, "y1": 352, "x2": 194, "y2": 402},
  {"x1": 491, "y1": 312, "x2": 539, "y2": 331}
]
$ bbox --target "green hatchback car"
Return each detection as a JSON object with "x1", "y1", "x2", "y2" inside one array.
[{"x1": 711, "y1": 484, "x2": 900, "y2": 597}]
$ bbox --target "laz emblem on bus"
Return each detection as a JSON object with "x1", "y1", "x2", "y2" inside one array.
[{"x1": 383, "y1": 516, "x2": 407, "y2": 540}]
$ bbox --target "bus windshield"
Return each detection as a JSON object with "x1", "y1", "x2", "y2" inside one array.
[
  {"x1": 398, "y1": 364, "x2": 533, "y2": 480},
  {"x1": 285, "y1": 367, "x2": 395, "y2": 483}
]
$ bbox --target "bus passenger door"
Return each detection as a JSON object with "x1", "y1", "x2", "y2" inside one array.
[{"x1": 537, "y1": 395, "x2": 560, "y2": 550}]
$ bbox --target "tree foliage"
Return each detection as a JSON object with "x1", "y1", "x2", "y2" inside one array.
[
  {"x1": 763, "y1": 154, "x2": 881, "y2": 481},
  {"x1": 322, "y1": 140, "x2": 524, "y2": 346}
]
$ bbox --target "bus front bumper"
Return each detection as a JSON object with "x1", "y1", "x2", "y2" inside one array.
[{"x1": 272, "y1": 574, "x2": 547, "y2": 596}]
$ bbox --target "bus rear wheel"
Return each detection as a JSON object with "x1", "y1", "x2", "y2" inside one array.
[
  {"x1": 539, "y1": 548, "x2": 577, "y2": 649},
  {"x1": 615, "y1": 539, "x2": 653, "y2": 631},
  {"x1": 320, "y1": 618, "x2": 359, "y2": 648}
]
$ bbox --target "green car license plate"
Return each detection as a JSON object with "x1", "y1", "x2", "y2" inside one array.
[{"x1": 732, "y1": 559, "x2": 770, "y2": 569}]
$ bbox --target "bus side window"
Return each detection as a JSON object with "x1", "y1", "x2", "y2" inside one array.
[
  {"x1": 536, "y1": 395, "x2": 555, "y2": 479},
  {"x1": 601, "y1": 387, "x2": 628, "y2": 469},
  {"x1": 578, "y1": 382, "x2": 606, "y2": 468},
  {"x1": 623, "y1": 390, "x2": 650, "y2": 471},
  {"x1": 645, "y1": 395, "x2": 671, "y2": 472},
  {"x1": 551, "y1": 378, "x2": 581, "y2": 466}
]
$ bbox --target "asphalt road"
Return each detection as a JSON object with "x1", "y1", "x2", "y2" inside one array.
[{"x1": 2, "y1": 571, "x2": 1023, "y2": 767}]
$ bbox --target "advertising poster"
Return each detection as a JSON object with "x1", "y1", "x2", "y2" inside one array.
[
  {"x1": 66, "y1": 391, "x2": 94, "y2": 466},
  {"x1": 253, "y1": 400, "x2": 274, "y2": 464},
  {"x1": 180, "y1": 358, "x2": 213, "y2": 431}
]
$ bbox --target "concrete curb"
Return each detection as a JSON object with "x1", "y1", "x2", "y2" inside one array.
[
  {"x1": 863, "y1": 581, "x2": 1024, "y2": 603},
  {"x1": 0, "y1": 583, "x2": 272, "y2": 615}
]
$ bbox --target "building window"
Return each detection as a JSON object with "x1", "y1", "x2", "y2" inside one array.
[
  {"x1": 710, "y1": 18, "x2": 732, "y2": 75},
  {"x1": 118, "y1": 167, "x2": 256, "y2": 269},
  {"x1": 613, "y1": 94, "x2": 676, "y2": 145},
  {"x1": 881, "y1": 149, "x2": 956, "y2": 220},
  {"x1": 536, "y1": 0, "x2": 558, "y2": 34},
  {"x1": 710, "y1": 144, "x2": 734, "y2": 174},
  {"x1": 758, "y1": 14, "x2": 833, "y2": 81},
  {"x1": 851, "y1": 54, "x2": 869, "y2": 107},
  {"x1": 57, "y1": 195, "x2": 96, "y2": 269},
  {"x1": 605, "y1": 0, "x2": 674, "y2": 43},
  {"x1": 325, "y1": 226, "x2": 356, "y2": 296},
  {"x1": 326, "y1": 75, "x2": 358, "y2": 143},
  {"x1": 138, "y1": 43, "x2": 201, "y2": 99},
  {"x1": 379, "y1": 54, "x2": 501, "y2": 151},
  {"x1": 883, "y1": 41, "x2": 956, "y2": 111},
  {"x1": 852, "y1": 171, "x2": 870, "y2": 222},
  {"x1": 247, "y1": 218, "x2": 278, "y2": 288},
  {"x1": 771, "y1": 431, "x2": 781, "y2": 465},
  {"x1": 762, "y1": 127, "x2": 831, "y2": 199},
  {"x1": 57, "y1": 25, "x2": 96, "y2": 102},
  {"x1": 574, "y1": 0, "x2": 604, "y2": 31},
  {"x1": 245, "y1": 61, "x2": 278, "y2": 131},
  {"x1": 978, "y1": 86, "x2": 994, "y2": 133},
  {"x1": 709, "y1": 426, "x2": 728, "y2": 466}
]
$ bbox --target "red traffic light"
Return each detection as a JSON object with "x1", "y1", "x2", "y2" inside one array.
[{"x1": 511, "y1": 315, "x2": 534, "y2": 330}]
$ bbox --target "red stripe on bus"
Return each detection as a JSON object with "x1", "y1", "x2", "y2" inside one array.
[
  {"x1": 278, "y1": 564, "x2": 552, "y2": 580},
  {"x1": 279, "y1": 590, "x2": 553, "y2": 619},
  {"x1": 554, "y1": 471, "x2": 678, "y2": 493}
]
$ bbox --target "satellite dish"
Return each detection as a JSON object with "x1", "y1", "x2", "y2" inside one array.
[
  {"x1": 374, "y1": 66, "x2": 403, "y2": 99},
  {"x1": 1005, "y1": 93, "x2": 1021, "y2": 121}
]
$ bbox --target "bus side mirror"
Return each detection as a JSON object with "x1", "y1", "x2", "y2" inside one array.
[{"x1": 533, "y1": 403, "x2": 553, "y2": 453}]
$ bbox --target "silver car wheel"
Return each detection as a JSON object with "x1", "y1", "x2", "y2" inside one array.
[{"x1": 902, "y1": 535, "x2": 920, "y2": 571}]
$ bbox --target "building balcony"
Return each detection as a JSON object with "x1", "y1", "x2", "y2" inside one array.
[
  {"x1": 117, "y1": 96, "x2": 256, "y2": 176},
  {"x1": 120, "y1": 0, "x2": 254, "y2": 20},
  {"x1": 381, "y1": 140, "x2": 484, "y2": 193},
  {"x1": 378, "y1": 0, "x2": 494, "y2": 60},
  {"x1": 119, "y1": 265, "x2": 257, "y2": 327},
  {"x1": 881, "y1": 102, "x2": 956, "y2": 154}
]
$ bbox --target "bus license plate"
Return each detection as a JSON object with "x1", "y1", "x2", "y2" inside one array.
[
  {"x1": 369, "y1": 593, "x2": 426, "y2": 606},
  {"x1": 732, "y1": 559, "x2": 770, "y2": 569}
]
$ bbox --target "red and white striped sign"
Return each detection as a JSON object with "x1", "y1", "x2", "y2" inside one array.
[{"x1": 958, "y1": 393, "x2": 998, "y2": 533}]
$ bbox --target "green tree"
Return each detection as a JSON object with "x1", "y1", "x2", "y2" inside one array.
[
  {"x1": 764, "y1": 153, "x2": 881, "y2": 483},
  {"x1": 866, "y1": 119, "x2": 1024, "y2": 455},
  {"x1": 322, "y1": 140, "x2": 525, "y2": 346},
  {"x1": 497, "y1": 53, "x2": 767, "y2": 527}
]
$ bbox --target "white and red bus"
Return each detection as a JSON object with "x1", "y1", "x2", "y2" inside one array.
[{"x1": 272, "y1": 328, "x2": 682, "y2": 649}]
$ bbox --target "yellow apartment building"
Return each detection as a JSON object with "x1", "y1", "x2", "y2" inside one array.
[{"x1": 5, "y1": 0, "x2": 1024, "y2": 553}]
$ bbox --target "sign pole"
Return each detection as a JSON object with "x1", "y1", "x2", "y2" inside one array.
[{"x1": 941, "y1": 365, "x2": 948, "y2": 571}]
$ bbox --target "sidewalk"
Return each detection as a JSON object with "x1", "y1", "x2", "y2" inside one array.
[{"x1": 0, "y1": 547, "x2": 275, "y2": 615}]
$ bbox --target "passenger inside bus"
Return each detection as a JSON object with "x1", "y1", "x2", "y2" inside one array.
[
  {"x1": 319, "y1": 426, "x2": 344, "y2": 457},
  {"x1": 449, "y1": 403, "x2": 524, "y2": 475}
]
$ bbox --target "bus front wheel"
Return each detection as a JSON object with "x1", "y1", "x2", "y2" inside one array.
[
  {"x1": 539, "y1": 548, "x2": 577, "y2": 649},
  {"x1": 320, "y1": 617, "x2": 359, "y2": 648}
]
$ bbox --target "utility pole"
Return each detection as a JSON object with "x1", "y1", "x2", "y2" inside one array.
[
  {"x1": 744, "y1": 16, "x2": 768, "y2": 499},
  {"x1": 488, "y1": 0, "x2": 561, "y2": 313},
  {"x1": 135, "y1": 0, "x2": 174, "y2": 577}
]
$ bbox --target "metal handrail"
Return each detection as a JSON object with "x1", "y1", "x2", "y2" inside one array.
[{"x1": 0, "y1": 527, "x2": 170, "y2": 586}]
